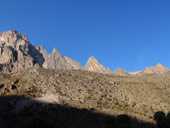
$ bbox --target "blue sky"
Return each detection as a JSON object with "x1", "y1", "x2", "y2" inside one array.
[{"x1": 0, "y1": 0, "x2": 170, "y2": 72}]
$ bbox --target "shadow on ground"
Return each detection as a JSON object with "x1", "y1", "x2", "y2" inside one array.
[{"x1": 0, "y1": 95, "x2": 157, "y2": 128}]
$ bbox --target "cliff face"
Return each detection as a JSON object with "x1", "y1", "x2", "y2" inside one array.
[
  {"x1": 43, "y1": 48, "x2": 74, "y2": 70},
  {"x1": 64, "y1": 56, "x2": 84, "y2": 70},
  {"x1": 85, "y1": 56, "x2": 112, "y2": 74},
  {"x1": 0, "y1": 30, "x2": 83, "y2": 72},
  {"x1": 0, "y1": 30, "x2": 170, "y2": 75},
  {"x1": 0, "y1": 30, "x2": 34, "y2": 72}
]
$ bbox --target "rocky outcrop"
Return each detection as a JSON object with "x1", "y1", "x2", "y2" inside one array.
[
  {"x1": 1, "y1": 30, "x2": 170, "y2": 75},
  {"x1": 43, "y1": 48, "x2": 74, "y2": 70},
  {"x1": 64, "y1": 56, "x2": 84, "y2": 70},
  {"x1": 113, "y1": 67, "x2": 129, "y2": 76},
  {"x1": 139, "y1": 63, "x2": 170, "y2": 75},
  {"x1": 85, "y1": 56, "x2": 112, "y2": 74},
  {"x1": 0, "y1": 30, "x2": 82, "y2": 72},
  {"x1": 33, "y1": 46, "x2": 48, "y2": 66},
  {"x1": 0, "y1": 30, "x2": 34, "y2": 72}
]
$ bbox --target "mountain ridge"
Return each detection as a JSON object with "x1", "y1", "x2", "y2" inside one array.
[
  {"x1": 85, "y1": 56, "x2": 113, "y2": 74},
  {"x1": 0, "y1": 30, "x2": 169, "y2": 75}
]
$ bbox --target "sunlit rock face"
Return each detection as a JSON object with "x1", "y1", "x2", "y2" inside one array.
[
  {"x1": 43, "y1": 48, "x2": 74, "y2": 70},
  {"x1": 139, "y1": 63, "x2": 170, "y2": 75},
  {"x1": 1, "y1": 30, "x2": 170, "y2": 75},
  {"x1": 64, "y1": 56, "x2": 84, "y2": 70},
  {"x1": 0, "y1": 30, "x2": 34, "y2": 72},
  {"x1": 85, "y1": 56, "x2": 113, "y2": 74},
  {"x1": 0, "y1": 30, "x2": 84, "y2": 72}
]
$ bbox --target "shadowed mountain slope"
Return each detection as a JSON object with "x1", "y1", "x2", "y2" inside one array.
[
  {"x1": 0, "y1": 68, "x2": 169, "y2": 126},
  {"x1": 0, "y1": 95, "x2": 156, "y2": 128}
]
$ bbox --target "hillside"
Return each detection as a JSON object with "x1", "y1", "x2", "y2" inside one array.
[
  {"x1": 0, "y1": 68, "x2": 170, "y2": 127},
  {"x1": 0, "y1": 30, "x2": 170, "y2": 127}
]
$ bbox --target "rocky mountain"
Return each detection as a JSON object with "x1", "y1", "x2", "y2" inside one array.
[
  {"x1": 139, "y1": 63, "x2": 170, "y2": 75},
  {"x1": 0, "y1": 30, "x2": 35, "y2": 72},
  {"x1": 1, "y1": 30, "x2": 170, "y2": 128},
  {"x1": 113, "y1": 67, "x2": 129, "y2": 76},
  {"x1": 85, "y1": 56, "x2": 113, "y2": 74},
  {"x1": 0, "y1": 30, "x2": 83, "y2": 72},
  {"x1": 64, "y1": 56, "x2": 84, "y2": 70},
  {"x1": 34, "y1": 45, "x2": 48, "y2": 66},
  {"x1": 42, "y1": 48, "x2": 74, "y2": 70},
  {"x1": 0, "y1": 30, "x2": 170, "y2": 76}
]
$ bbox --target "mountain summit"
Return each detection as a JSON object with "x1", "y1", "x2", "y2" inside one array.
[
  {"x1": 85, "y1": 56, "x2": 112, "y2": 74},
  {"x1": 113, "y1": 67, "x2": 129, "y2": 76},
  {"x1": 140, "y1": 63, "x2": 170, "y2": 75},
  {"x1": 0, "y1": 30, "x2": 35, "y2": 72},
  {"x1": 0, "y1": 30, "x2": 82, "y2": 72},
  {"x1": 0, "y1": 30, "x2": 169, "y2": 75}
]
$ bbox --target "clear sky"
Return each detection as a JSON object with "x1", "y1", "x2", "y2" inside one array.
[{"x1": 0, "y1": 0, "x2": 170, "y2": 72}]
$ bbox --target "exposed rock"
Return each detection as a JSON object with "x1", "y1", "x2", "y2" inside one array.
[
  {"x1": 0, "y1": 68, "x2": 170, "y2": 126},
  {"x1": 1, "y1": 30, "x2": 170, "y2": 76},
  {"x1": 34, "y1": 46, "x2": 48, "y2": 58},
  {"x1": 0, "y1": 30, "x2": 85, "y2": 72},
  {"x1": 64, "y1": 56, "x2": 84, "y2": 70},
  {"x1": 43, "y1": 48, "x2": 74, "y2": 70},
  {"x1": 139, "y1": 63, "x2": 170, "y2": 75},
  {"x1": 33, "y1": 46, "x2": 48, "y2": 66},
  {"x1": 85, "y1": 56, "x2": 113, "y2": 74},
  {"x1": 0, "y1": 30, "x2": 35, "y2": 72},
  {"x1": 113, "y1": 67, "x2": 129, "y2": 76},
  {"x1": 0, "y1": 46, "x2": 16, "y2": 64}
]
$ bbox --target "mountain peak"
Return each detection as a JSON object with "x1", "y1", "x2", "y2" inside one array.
[
  {"x1": 85, "y1": 56, "x2": 98, "y2": 66},
  {"x1": 0, "y1": 30, "x2": 28, "y2": 47},
  {"x1": 113, "y1": 67, "x2": 129, "y2": 76},
  {"x1": 115, "y1": 67, "x2": 123, "y2": 71},
  {"x1": 155, "y1": 63, "x2": 164, "y2": 68},
  {"x1": 0, "y1": 30, "x2": 22, "y2": 39},
  {"x1": 85, "y1": 56, "x2": 112, "y2": 74},
  {"x1": 86, "y1": 56, "x2": 98, "y2": 65},
  {"x1": 155, "y1": 63, "x2": 170, "y2": 72},
  {"x1": 0, "y1": 30, "x2": 18, "y2": 34},
  {"x1": 64, "y1": 56, "x2": 84, "y2": 70},
  {"x1": 88, "y1": 56, "x2": 96, "y2": 61},
  {"x1": 52, "y1": 48, "x2": 59, "y2": 54},
  {"x1": 140, "y1": 63, "x2": 170, "y2": 75}
]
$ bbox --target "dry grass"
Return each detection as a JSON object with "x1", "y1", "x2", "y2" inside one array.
[{"x1": 0, "y1": 67, "x2": 170, "y2": 123}]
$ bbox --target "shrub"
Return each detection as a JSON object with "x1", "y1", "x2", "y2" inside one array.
[{"x1": 154, "y1": 111, "x2": 166, "y2": 128}]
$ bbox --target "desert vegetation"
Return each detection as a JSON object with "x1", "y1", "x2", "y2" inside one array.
[{"x1": 0, "y1": 68, "x2": 170, "y2": 127}]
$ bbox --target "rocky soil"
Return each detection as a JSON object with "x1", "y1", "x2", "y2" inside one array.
[{"x1": 0, "y1": 68, "x2": 169, "y2": 127}]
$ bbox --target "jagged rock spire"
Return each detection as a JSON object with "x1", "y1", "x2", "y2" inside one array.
[{"x1": 85, "y1": 56, "x2": 112, "y2": 74}]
